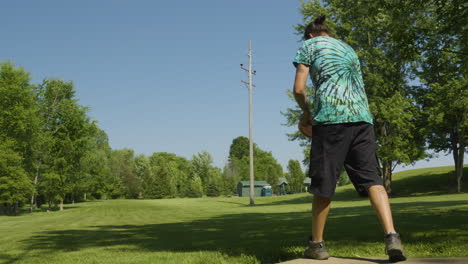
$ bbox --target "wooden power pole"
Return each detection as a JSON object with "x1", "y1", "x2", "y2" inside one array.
[{"x1": 241, "y1": 40, "x2": 256, "y2": 206}]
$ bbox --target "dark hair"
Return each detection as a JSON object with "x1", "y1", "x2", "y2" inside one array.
[{"x1": 304, "y1": 15, "x2": 330, "y2": 40}]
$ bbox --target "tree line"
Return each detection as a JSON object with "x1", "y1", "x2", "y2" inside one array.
[
  {"x1": 283, "y1": 0, "x2": 467, "y2": 194},
  {"x1": 0, "y1": 65, "x2": 304, "y2": 215}
]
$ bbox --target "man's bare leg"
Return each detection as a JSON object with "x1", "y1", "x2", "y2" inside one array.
[
  {"x1": 304, "y1": 194, "x2": 332, "y2": 259},
  {"x1": 368, "y1": 185, "x2": 395, "y2": 234},
  {"x1": 312, "y1": 195, "x2": 331, "y2": 242},
  {"x1": 368, "y1": 185, "x2": 406, "y2": 261}
]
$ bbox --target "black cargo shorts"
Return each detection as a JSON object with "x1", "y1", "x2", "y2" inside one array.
[{"x1": 308, "y1": 122, "x2": 383, "y2": 198}]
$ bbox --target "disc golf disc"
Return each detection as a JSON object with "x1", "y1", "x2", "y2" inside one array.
[{"x1": 298, "y1": 119, "x2": 312, "y2": 138}]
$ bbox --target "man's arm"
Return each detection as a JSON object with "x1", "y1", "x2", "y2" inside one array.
[{"x1": 293, "y1": 63, "x2": 311, "y2": 118}]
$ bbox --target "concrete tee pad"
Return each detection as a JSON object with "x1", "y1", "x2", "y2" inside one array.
[{"x1": 277, "y1": 257, "x2": 468, "y2": 264}]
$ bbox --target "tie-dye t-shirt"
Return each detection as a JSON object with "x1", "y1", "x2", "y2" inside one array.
[{"x1": 293, "y1": 36, "x2": 373, "y2": 125}]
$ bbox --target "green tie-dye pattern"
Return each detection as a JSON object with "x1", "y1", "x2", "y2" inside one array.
[{"x1": 293, "y1": 36, "x2": 373, "y2": 125}]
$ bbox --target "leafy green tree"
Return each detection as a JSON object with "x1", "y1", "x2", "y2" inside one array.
[
  {"x1": 36, "y1": 79, "x2": 95, "y2": 209},
  {"x1": 80, "y1": 128, "x2": 113, "y2": 200},
  {"x1": 221, "y1": 162, "x2": 242, "y2": 195},
  {"x1": 110, "y1": 149, "x2": 139, "y2": 198},
  {"x1": 206, "y1": 167, "x2": 222, "y2": 197},
  {"x1": 186, "y1": 176, "x2": 203, "y2": 198},
  {"x1": 39, "y1": 172, "x2": 62, "y2": 210},
  {"x1": 229, "y1": 136, "x2": 250, "y2": 161},
  {"x1": 227, "y1": 136, "x2": 283, "y2": 193},
  {"x1": 190, "y1": 151, "x2": 224, "y2": 195},
  {"x1": 0, "y1": 62, "x2": 38, "y2": 212},
  {"x1": 134, "y1": 154, "x2": 150, "y2": 199},
  {"x1": 408, "y1": 0, "x2": 467, "y2": 192},
  {"x1": 191, "y1": 151, "x2": 214, "y2": 192},
  {"x1": 151, "y1": 162, "x2": 177, "y2": 198},
  {"x1": 254, "y1": 149, "x2": 283, "y2": 193},
  {"x1": 286, "y1": 160, "x2": 305, "y2": 193},
  {"x1": 148, "y1": 152, "x2": 182, "y2": 198},
  {"x1": 420, "y1": 80, "x2": 467, "y2": 192},
  {"x1": 0, "y1": 140, "x2": 32, "y2": 215},
  {"x1": 144, "y1": 152, "x2": 191, "y2": 197},
  {"x1": 171, "y1": 156, "x2": 191, "y2": 197}
]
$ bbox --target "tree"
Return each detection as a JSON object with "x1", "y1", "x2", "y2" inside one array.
[
  {"x1": 134, "y1": 154, "x2": 151, "y2": 199},
  {"x1": 147, "y1": 152, "x2": 183, "y2": 198},
  {"x1": 221, "y1": 162, "x2": 242, "y2": 195},
  {"x1": 229, "y1": 136, "x2": 250, "y2": 161},
  {"x1": 188, "y1": 151, "x2": 224, "y2": 197},
  {"x1": 409, "y1": 0, "x2": 467, "y2": 192},
  {"x1": 110, "y1": 149, "x2": 139, "y2": 198},
  {"x1": 191, "y1": 151, "x2": 214, "y2": 192},
  {"x1": 0, "y1": 62, "x2": 39, "y2": 213},
  {"x1": 254, "y1": 149, "x2": 283, "y2": 193},
  {"x1": 186, "y1": 176, "x2": 203, "y2": 198},
  {"x1": 227, "y1": 136, "x2": 283, "y2": 193},
  {"x1": 36, "y1": 79, "x2": 95, "y2": 209},
  {"x1": 421, "y1": 80, "x2": 467, "y2": 192},
  {"x1": 0, "y1": 140, "x2": 32, "y2": 215},
  {"x1": 206, "y1": 167, "x2": 222, "y2": 197},
  {"x1": 286, "y1": 160, "x2": 305, "y2": 193},
  {"x1": 80, "y1": 128, "x2": 113, "y2": 200}
]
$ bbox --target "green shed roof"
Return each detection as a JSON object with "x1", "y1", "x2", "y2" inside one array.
[
  {"x1": 238, "y1": 181, "x2": 270, "y2": 186},
  {"x1": 278, "y1": 177, "x2": 289, "y2": 186}
]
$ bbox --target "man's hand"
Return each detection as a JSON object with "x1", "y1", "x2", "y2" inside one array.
[
  {"x1": 300, "y1": 111, "x2": 312, "y2": 126},
  {"x1": 299, "y1": 111, "x2": 313, "y2": 138}
]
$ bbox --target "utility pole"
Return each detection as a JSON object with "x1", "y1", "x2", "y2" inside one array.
[{"x1": 241, "y1": 40, "x2": 256, "y2": 206}]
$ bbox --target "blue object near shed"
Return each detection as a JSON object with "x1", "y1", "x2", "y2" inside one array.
[{"x1": 237, "y1": 181, "x2": 272, "y2": 197}]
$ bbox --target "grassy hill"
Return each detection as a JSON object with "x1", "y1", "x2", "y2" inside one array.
[
  {"x1": 1, "y1": 166, "x2": 467, "y2": 264},
  {"x1": 391, "y1": 166, "x2": 468, "y2": 196},
  {"x1": 334, "y1": 165, "x2": 468, "y2": 200}
]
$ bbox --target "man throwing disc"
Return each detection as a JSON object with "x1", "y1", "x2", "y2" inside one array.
[{"x1": 292, "y1": 15, "x2": 407, "y2": 262}]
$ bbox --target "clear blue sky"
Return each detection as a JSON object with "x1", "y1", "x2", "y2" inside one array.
[{"x1": 0, "y1": 0, "x2": 454, "y2": 172}]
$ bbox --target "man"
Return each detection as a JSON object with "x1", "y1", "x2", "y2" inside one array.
[{"x1": 292, "y1": 15, "x2": 407, "y2": 262}]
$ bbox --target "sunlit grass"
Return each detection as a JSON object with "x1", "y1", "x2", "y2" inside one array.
[{"x1": 1, "y1": 166, "x2": 467, "y2": 264}]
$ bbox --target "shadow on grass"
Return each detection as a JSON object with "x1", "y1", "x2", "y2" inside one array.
[
  {"x1": 0, "y1": 206, "x2": 81, "y2": 217},
  {"x1": 21, "y1": 199, "x2": 468, "y2": 263},
  {"x1": 0, "y1": 253, "x2": 22, "y2": 264}
]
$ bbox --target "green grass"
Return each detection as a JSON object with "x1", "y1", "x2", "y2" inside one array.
[{"x1": 1, "y1": 166, "x2": 468, "y2": 264}]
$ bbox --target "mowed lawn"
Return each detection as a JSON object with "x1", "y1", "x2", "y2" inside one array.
[{"x1": 1, "y1": 166, "x2": 468, "y2": 264}]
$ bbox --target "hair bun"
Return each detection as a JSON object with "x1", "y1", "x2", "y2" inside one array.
[{"x1": 314, "y1": 15, "x2": 326, "y2": 25}]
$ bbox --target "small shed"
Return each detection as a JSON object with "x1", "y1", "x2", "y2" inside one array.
[
  {"x1": 304, "y1": 177, "x2": 311, "y2": 192},
  {"x1": 277, "y1": 177, "x2": 289, "y2": 195},
  {"x1": 237, "y1": 181, "x2": 272, "y2": 197}
]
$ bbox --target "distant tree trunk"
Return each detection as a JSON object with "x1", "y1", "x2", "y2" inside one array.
[
  {"x1": 60, "y1": 200, "x2": 64, "y2": 211},
  {"x1": 84, "y1": 193, "x2": 87, "y2": 201},
  {"x1": 382, "y1": 160, "x2": 392, "y2": 195},
  {"x1": 456, "y1": 139, "x2": 464, "y2": 193},
  {"x1": 451, "y1": 126, "x2": 465, "y2": 193},
  {"x1": 29, "y1": 164, "x2": 40, "y2": 213},
  {"x1": 14, "y1": 201, "x2": 19, "y2": 216}
]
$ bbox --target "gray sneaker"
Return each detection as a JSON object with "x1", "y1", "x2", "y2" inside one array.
[
  {"x1": 304, "y1": 238, "x2": 330, "y2": 260},
  {"x1": 384, "y1": 233, "x2": 407, "y2": 262}
]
